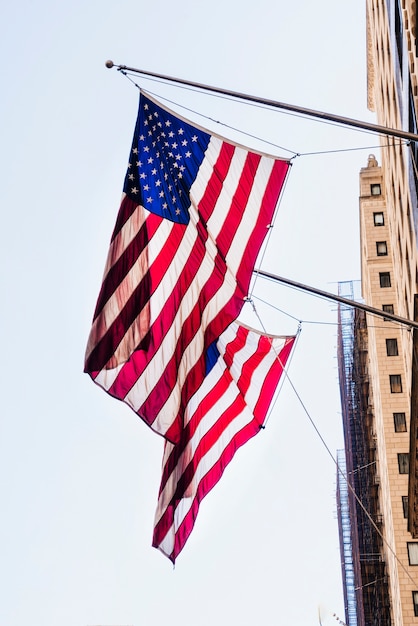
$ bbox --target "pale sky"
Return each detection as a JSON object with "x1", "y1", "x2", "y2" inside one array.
[{"x1": 1, "y1": 1, "x2": 377, "y2": 624}]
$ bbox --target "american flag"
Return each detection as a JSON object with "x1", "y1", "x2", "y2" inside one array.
[
  {"x1": 153, "y1": 321, "x2": 296, "y2": 563},
  {"x1": 84, "y1": 92, "x2": 290, "y2": 444}
]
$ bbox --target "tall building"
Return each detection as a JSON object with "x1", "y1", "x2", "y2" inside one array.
[{"x1": 336, "y1": 1, "x2": 418, "y2": 624}]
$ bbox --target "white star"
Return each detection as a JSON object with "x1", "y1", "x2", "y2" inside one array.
[
  {"x1": 162, "y1": 202, "x2": 168, "y2": 209},
  {"x1": 168, "y1": 131, "x2": 175, "y2": 138},
  {"x1": 151, "y1": 168, "x2": 157, "y2": 175},
  {"x1": 159, "y1": 191, "x2": 164, "y2": 198},
  {"x1": 139, "y1": 134, "x2": 145, "y2": 141},
  {"x1": 178, "y1": 128, "x2": 184, "y2": 135},
  {"x1": 143, "y1": 184, "x2": 150, "y2": 191},
  {"x1": 172, "y1": 142, "x2": 178, "y2": 149},
  {"x1": 132, "y1": 147, "x2": 138, "y2": 154},
  {"x1": 175, "y1": 208, "x2": 181, "y2": 215},
  {"x1": 146, "y1": 196, "x2": 153, "y2": 203},
  {"x1": 148, "y1": 157, "x2": 154, "y2": 164},
  {"x1": 140, "y1": 172, "x2": 146, "y2": 179},
  {"x1": 182, "y1": 140, "x2": 188, "y2": 146},
  {"x1": 143, "y1": 146, "x2": 150, "y2": 152},
  {"x1": 185, "y1": 151, "x2": 192, "y2": 158},
  {"x1": 128, "y1": 173, "x2": 134, "y2": 180},
  {"x1": 144, "y1": 104, "x2": 149, "y2": 110},
  {"x1": 131, "y1": 187, "x2": 139, "y2": 194},
  {"x1": 192, "y1": 135, "x2": 198, "y2": 142},
  {"x1": 165, "y1": 120, "x2": 171, "y2": 127},
  {"x1": 155, "y1": 180, "x2": 161, "y2": 187}
]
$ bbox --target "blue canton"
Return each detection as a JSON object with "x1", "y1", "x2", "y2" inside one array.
[{"x1": 124, "y1": 95, "x2": 211, "y2": 224}]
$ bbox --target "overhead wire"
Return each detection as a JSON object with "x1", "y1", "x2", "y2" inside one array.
[{"x1": 119, "y1": 69, "x2": 399, "y2": 159}]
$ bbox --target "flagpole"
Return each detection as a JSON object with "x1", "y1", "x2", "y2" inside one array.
[
  {"x1": 105, "y1": 60, "x2": 418, "y2": 144},
  {"x1": 253, "y1": 268, "x2": 418, "y2": 330}
]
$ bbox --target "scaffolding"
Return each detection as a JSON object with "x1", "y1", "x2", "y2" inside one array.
[{"x1": 336, "y1": 281, "x2": 391, "y2": 626}]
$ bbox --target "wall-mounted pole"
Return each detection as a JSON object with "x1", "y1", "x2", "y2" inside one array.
[{"x1": 105, "y1": 60, "x2": 418, "y2": 144}]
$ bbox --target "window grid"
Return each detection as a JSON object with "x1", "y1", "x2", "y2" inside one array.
[
  {"x1": 398, "y1": 453, "x2": 410, "y2": 474},
  {"x1": 413, "y1": 591, "x2": 418, "y2": 617},
  {"x1": 390, "y1": 374, "x2": 403, "y2": 393},
  {"x1": 394, "y1": 412, "x2": 407, "y2": 432},
  {"x1": 376, "y1": 241, "x2": 388, "y2": 256},
  {"x1": 380, "y1": 272, "x2": 391, "y2": 288},
  {"x1": 408, "y1": 543, "x2": 418, "y2": 565},
  {"x1": 374, "y1": 211, "x2": 385, "y2": 225},
  {"x1": 386, "y1": 338, "x2": 399, "y2": 356}
]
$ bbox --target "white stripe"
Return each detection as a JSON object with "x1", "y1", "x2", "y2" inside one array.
[
  {"x1": 156, "y1": 398, "x2": 253, "y2": 555},
  {"x1": 225, "y1": 156, "x2": 275, "y2": 274},
  {"x1": 154, "y1": 324, "x2": 292, "y2": 556},
  {"x1": 244, "y1": 336, "x2": 287, "y2": 411},
  {"x1": 85, "y1": 206, "x2": 152, "y2": 361},
  {"x1": 103, "y1": 199, "x2": 143, "y2": 277},
  {"x1": 140, "y1": 151, "x2": 275, "y2": 429},
  {"x1": 92, "y1": 136, "x2": 278, "y2": 437}
]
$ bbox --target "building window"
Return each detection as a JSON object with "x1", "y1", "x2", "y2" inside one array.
[
  {"x1": 398, "y1": 453, "x2": 409, "y2": 474},
  {"x1": 376, "y1": 241, "x2": 388, "y2": 256},
  {"x1": 379, "y1": 272, "x2": 391, "y2": 287},
  {"x1": 390, "y1": 374, "x2": 403, "y2": 393},
  {"x1": 373, "y1": 212, "x2": 385, "y2": 225},
  {"x1": 382, "y1": 304, "x2": 394, "y2": 314},
  {"x1": 371, "y1": 183, "x2": 382, "y2": 195},
  {"x1": 394, "y1": 412, "x2": 407, "y2": 432},
  {"x1": 413, "y1": 591, "x2": 418, "y2": 616},
  {"x1": 386, "y1": 338, "x2": 399, "y2": 356},
  {"x1": 403, "y1": 496, "x2": 409, "y2": 518},
  {"x1": 408, "y1": 543, "x2": 418, "y2": 565}
]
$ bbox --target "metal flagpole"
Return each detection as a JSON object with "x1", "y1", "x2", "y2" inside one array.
[
  {"x1": 254, "y1": 268, "x2": 418, "y2": 330},
  {"x1": 104, "y1": 60, "x2": 418, "y2": 329},
  {"x1": 105, "y1": 60, "x2": 418, "y2": 143}
]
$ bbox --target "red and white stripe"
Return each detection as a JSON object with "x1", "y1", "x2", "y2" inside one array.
[
  {"x1": 152, "y1": 321, "x2": 296, "y2": 563},
  {"x1": 85, "y1": 109, "x2": 290, "y2": 444}
]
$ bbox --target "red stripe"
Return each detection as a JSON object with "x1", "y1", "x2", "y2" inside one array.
[
  {"x1": 153, "y1": 390, "x2": 248, "y2": 545},
  {"x1": 109, "y1": 147, "x2": 268, "y2": 437},
  {"x1": 253, "y1": 336, "x2": 295, "y2": 422},
  {"x1": 153, "y1": 330, "x2": 296, "y2": 560},
  {"x1": 156, "y1": 327, "x2": 246, "y2": 490},
  {"x1": 86, "y1": 139, "x2": 289, "y2": 442},
  {"x1": 197, "y1": 142, "x2": 235, "y2": 220},
  {"x1": 153, "y1": 417, "x2": 261, "y2": 563}
]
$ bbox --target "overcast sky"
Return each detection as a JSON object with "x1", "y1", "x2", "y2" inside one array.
[{"x1": 1, "y1": 2, "x2": 377, "y2": 625}]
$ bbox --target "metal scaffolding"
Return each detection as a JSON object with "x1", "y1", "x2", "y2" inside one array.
[{"x1": 336, "y1": 281, "x2": 391, "y2": 626}]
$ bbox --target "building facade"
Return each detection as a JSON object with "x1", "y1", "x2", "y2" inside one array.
[{"x1": 337, "y1": 1, "x2": 418, "y2": 622}]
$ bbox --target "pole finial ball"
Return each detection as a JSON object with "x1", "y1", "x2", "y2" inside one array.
[{"x1": 105, "y1": 60, "x2": 114, "y2": 68}]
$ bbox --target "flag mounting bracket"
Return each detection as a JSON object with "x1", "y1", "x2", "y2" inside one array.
[{"x1": 105, "y1": 60, "x2": 418, "y2": 144}]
